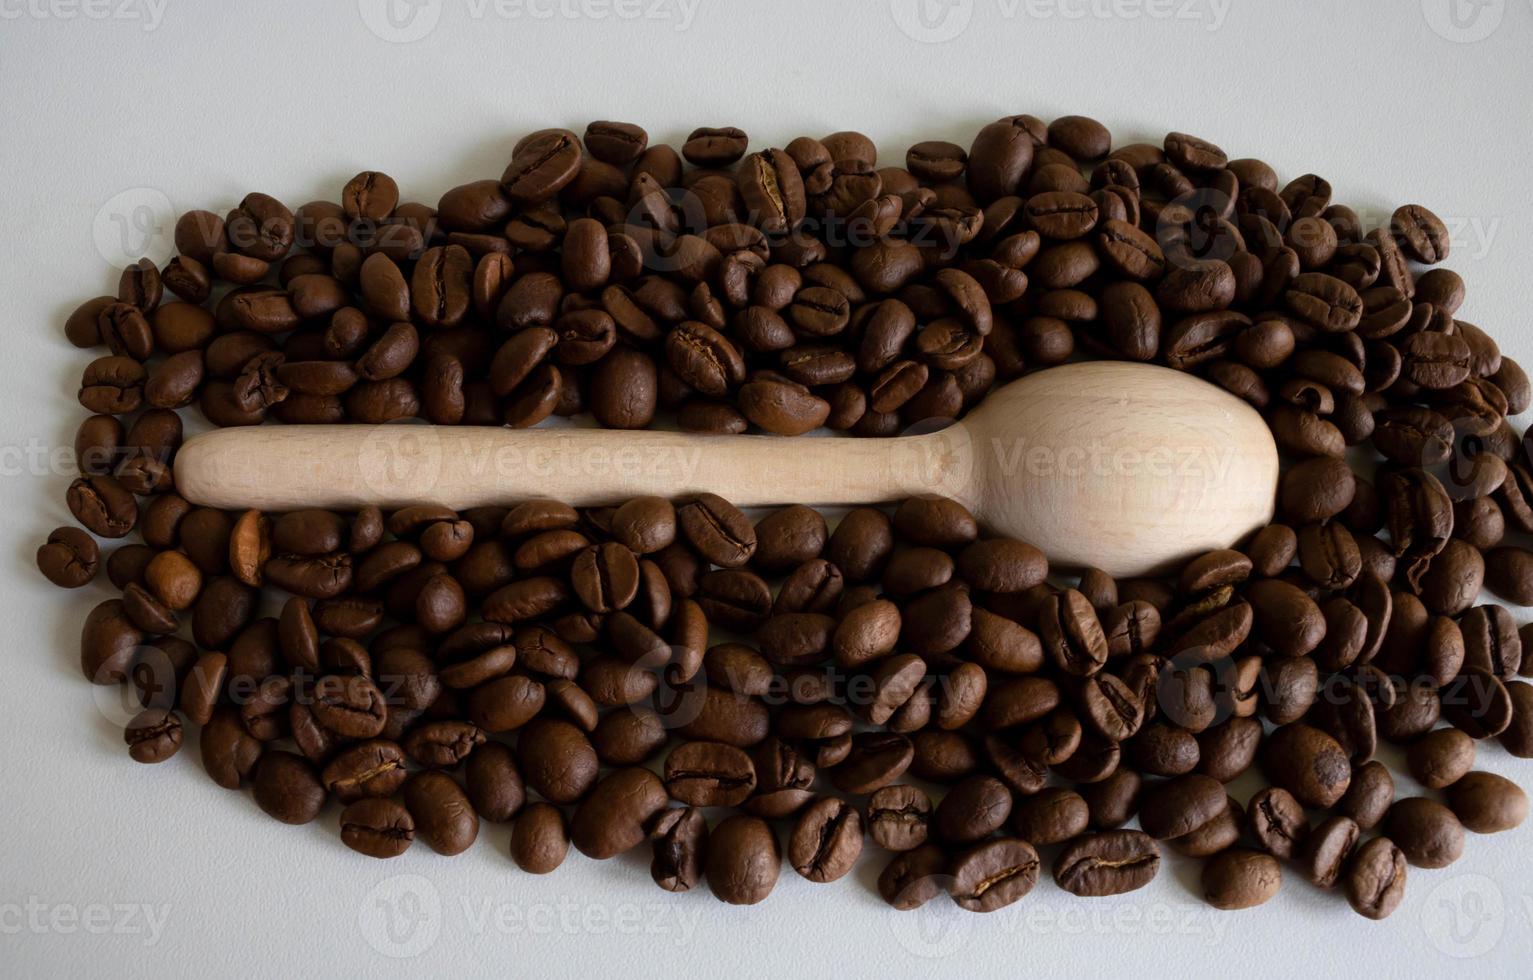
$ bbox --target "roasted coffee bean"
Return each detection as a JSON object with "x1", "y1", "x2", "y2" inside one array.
[
  {"x1": 1139, "y1": 774, "x2": 1227, "y2": 840},
  {"x1": 911, "y1": 730, "x2": 979, "y2": 784},
  {"x1": 311, "y1": 674, "x2": 387, "y2": 737},
  {"x1": 321, "y1": 740, "x2": 408, "y2": 804},
  {"x1": 403, "y1": 721, "x2": 485, "y2": 769},
  {"x1": 404, "y1": 770, "x2": 479, "y2": 856},
  {"x1": 1054, "y1": 831, "x2": 1160, "y2": 897},
  {"x1": 1010, "y1": 787, "x2": 1089, "y2": 845},
  {"x1": 1384, "y1": 797, "x2": 1465, "y2": 869},
  {"x1": 1245, "y1": 580, "x2": 1324, "y2": 656},
  {"x1": 340, "y1": 798, "x2": 414, "y2": 859},
  {"x1": 707, "y1": 815, "x2": 781, "y2": 905},
  {"x1": 665, "y1": 740, "x2": 756, "y2": 808},
  {"x1": 198, "y1": 706, "x2": 261, "y2": 789},
  {"x1": 252, "y1": 751, "x2": 325, "y2": 825},
  {"x1": 968, "y1": 116, "x2": 1038, "y2": 202},
  {"x1": 502, "y1": 128, "x2": 581, "y2": 203},
  {"x1": 511, "y1": 802, "x2": 569, "y2": 874},
  {"x1": 825, "y1": 507, "x2": 894, "y2": 583},
  {"x1": 831, "y1": 731, "x2": 913, "y2": 795},
  {"x1": 877, "y1": 843, "x2": 949, "y2": 910},
  {"x1": 933, "y1": 775, "x2": 1013, "y2": 844},
  {"x1": 37, "y1": 527, "x2": 100, "y2": 588},
  {"x1": 1446, "y1": 771, "x2": 1529, "y2": 833},
  {"x1": 867, "y1": 784, "x2": 932, "y2": 852},
  {"x1": 1197, "y1": 716, "x2": 1261, "y2": 781},
  {"x1": 1039, "y1": 589, "x2": 1108, "y2": 676},
  {"x1": 571, "y1": 767, "x2": 668, "y2": 859},
  {"x1": 1300, "y1": 815, "x2": 1361, "y2": 889},
  {"x1": 1342, "y1": 836, "x2": 1408, "y2": 920},
  {"x1": 1168, "y1": 795, "x2": 1242, "y2": 858},
  {"x1": 950, "y1": 837, "x2": 1041, "y2": 912},
  {"x1": 678, "y1": 493, "x2": 756, "y2": 567},
  {"x1": 1443, "y1": 667, "x2": 1514, "y2": 738},
  {"x1": 1202, "y1": 849, "x2": 1281, "y2": 910},
  {"x1": 68, "y1": 475, "x2": 137, "y2": 538},
  {"x1": 516, "y1": 718, "x2": 598, "y2": 804},
  {"x1": 1263, "y1": 723, "x2": 1351, "y2": 808},
  {"x1": 1248, "y1": 787, "x2": 1309, "y2": 860},
  {"x1": 788, "y1": 796, "x2": 863, "y2": 883},
  {"x1": 1336, "y1": 760, "x2": 1394, "y2": 830},
  {"x1": 124, "y1": 708, "x2": 183, "y2": 763},
  {"x1": 1407, "y1": 728, "x2": 1476, "y2": 789},
  {"x1": 647, "y1": 806, "x2": 707, "y2": 892}
]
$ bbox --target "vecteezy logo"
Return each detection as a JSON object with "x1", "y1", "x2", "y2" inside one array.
[
  {"x1": 888, "y1": 0, "x2": 974, "y2": 43},
  {"x1": 358, "y1": 0, "x2": 444, "y2": 43},
  {"x1": 359, "y1": 423, "x2": 443, "y2": 499},
  {"x1": 92, "y1": 187, "x2": 174, "y2": 268},
  {"x1": 358, "y1": 874, "x2": 441, "y2": 958},
  {"x1": 1420, "y1": 0, "x2": 1504, "y2": 42},
  {"x1": 887, "y1": 884, "x2": 971, "y2": 959},
  {"x1": 1422, "y1": 873, "x2": 1504, "y2": 959}
]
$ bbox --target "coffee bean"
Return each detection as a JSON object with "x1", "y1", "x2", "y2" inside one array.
[
  {"x1": 511, "y1": 802, "x2": 570, "y2": 874},
  {"x1": 340, "y1": 798, "x2": 414, "y2": 859},
  {"x1": 502, "y1": 129, "x2": 581, "y2": 204},
  {"x1": 877, "y1": 843, "x2": 949, "y2": 910},
  {"x1": 1443, "y1": 667, "x2": 1514, "y2": 738},
  {"x1": 788, "y1": 796, "x2": 862, "y2": 883},
  {"x1": 1383, "y1": 797, "x2": 1464, "y2": 868},
  {"x1": 37, "y1": 526, "x2": 100, "y2": 588},
  {"x1": 1248, "y1": 787, "x2": 1309, "y2": 860},
  {"x1": 316, "y1": 741, "x2": 403, "y2": 806},
  {"x1": 1010, "y1": 787, "x2": 1089, "y2": 845},
  {"x1": 707, "y1": 815, "x2": 780, "y2": 905},
  {"x1": 1343, "y1": 836, "x2": 1407, "y2": 920},
  {"x1": 1202, "y1": 848, "x2": 1281, "y2": 910},
  {"x1": 825, "y1": 508, "x2": 894, "y2": 583},
  {"x1": 1054, "y1": 831, "x2": 1160, "y2": 896},
  {"x1": 1300, "y1": 815, "x2": 1361, "y2": 888},
  {"x1": 252, "y1": 751, "x2": 325, "y2": 825},
  {"x1": 1406, "y1": 728, "x2": 1476, "y2": 789},
  {"x1": 516, "y1": 718, "x2": 597, "y2": 804},
  {"x1": 950, "y1": 837, "x2": 1040, "y2": 912},
  {"x1": 1328, "y1": 763, "x2": 1390, "y2": 834},
  {"x1": 866, "y1": 784, "x2": 932, "y2": 852},
  {"x1": 968, "y1": 116, "x2": 1038, "y2": 202},
  {"x1": 124, "y1": 708, "x2": 183, "y2": 763},
  {"x1": 831, "y1": 731, "x2": 913, "y2": 795},
  {"x1": 643, "y1": 807, "x2": 705, "y2": 894},
  {"x1": 571, "y1": 767, "x2": 668, "y2": 859},
  {"x1": 1196, "y1": 716, "x2": 1261, "y2": 781},
  {"x1": 1140, "y1": 774, "x2": 1227, "y2": 840},
  {"x1": 1446, "y1": 771, "x2": 1529, "y2": 833},
  {"x1": 80, "y1": 598, "x2": 142, "y2": 684},
  {"x1": 934, "y1": 774, "x2": 1015, "y2": 844},
  {"x1": 678, "y1": 494, "x2": 756, "y2": 567},
  {"x1": 68, "y1": 475, "x2": 137, "y2": 539},
  {"x1": 1263, "y1": 723, "x2": 1351, "y2": 808},
  {"x1": 665, "y1": 740, "x2": 756, "y2": 808},
  {"x1": 404, "y1": 770, "x2": 479, "y2": 856},
  {"x1": 1039, "y1": 589, "x2": 1108, "y2": 677},
  {"x1": 667, "y1": 321, "x2": 745, "y2": 396}
]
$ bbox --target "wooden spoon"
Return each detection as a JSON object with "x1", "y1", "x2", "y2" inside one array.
[{"x1": 174, "y1": 361, "x2": 1277, "y2": 577}]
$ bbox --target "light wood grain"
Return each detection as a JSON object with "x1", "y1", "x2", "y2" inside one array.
[{"x1": 174, "y1": 362, "x2": 1278, "y2": 577}]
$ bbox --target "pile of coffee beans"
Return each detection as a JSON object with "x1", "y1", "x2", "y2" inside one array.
[{"x1": 45, "y1": 117, "x2": 1533, "y2": 916}]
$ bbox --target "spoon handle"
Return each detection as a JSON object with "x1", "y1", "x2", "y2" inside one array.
[{"x1": 173, "y1": 424, "x2": 965, "y2": 512}]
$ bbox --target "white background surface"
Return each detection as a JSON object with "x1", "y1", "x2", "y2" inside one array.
[{"x1": 3, "y1": 1, "x2": 1533, "y2": 977}]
